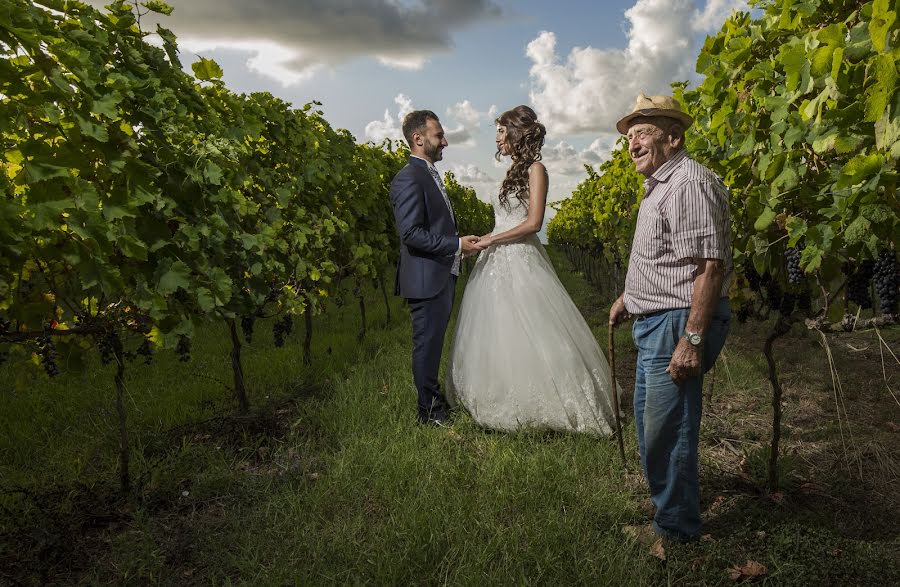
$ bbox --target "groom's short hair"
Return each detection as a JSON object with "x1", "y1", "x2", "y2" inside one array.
[{"x1": 402, "y1": 110, "x2": 439, "y2": 147}]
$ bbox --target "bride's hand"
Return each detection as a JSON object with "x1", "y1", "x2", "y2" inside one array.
[{"x1": 475, "y1": 234, "x2": 493, "y2": 249}]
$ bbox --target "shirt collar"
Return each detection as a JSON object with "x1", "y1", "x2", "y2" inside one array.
[
  {"x1": 650, "y1": 148, "x2": 687, "y2": 183},
  {"x1": 643, "y1": 148, "x2": 688, "y2": 193},
  {"x1": 410, "y1": 154, "x2": 437, "y2": 172}
]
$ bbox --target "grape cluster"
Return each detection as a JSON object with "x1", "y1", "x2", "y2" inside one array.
[
  {"x1": 176, "y1": 336, "x2": 191, "y2": 362},
  {"x1": 273, "y1": 315, "x2": 294, "y2": 348},
  {"x1": 98, "y1": 332, "x2": 118, "y2": 365},
  {"x1": 785, "y1": 247, "x2": 803, "y2": 284},
  {"x1": 241, "y1": 316, "x2": 255, "y2": 344},
  {"x1": 136, "y1": 338, "x2": 153, "y2": 365},
  {"x1": 874, "y1": 249, "x2": 898, "y2": 314},
  {"x1": 37, "y1": 334, "x2": 60, "y2": 377},
  {"x1": 743, "y1": 260, "x2": 762, "y2": 293},
  {"x1": 846, "y1": 261, "x2": 874, "y2": 310}
]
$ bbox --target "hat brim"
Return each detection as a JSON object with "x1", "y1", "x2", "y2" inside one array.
[{"x1": 616, "y1": 109, "x2": 694, "y2": 135}]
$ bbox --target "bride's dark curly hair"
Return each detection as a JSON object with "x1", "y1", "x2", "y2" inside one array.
[{"x1": 495, "y1": 105, "x2": 546, "y2": 209}]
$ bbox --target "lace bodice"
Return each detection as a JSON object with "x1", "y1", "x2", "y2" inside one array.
[{"x1": 491, "y1": 191, "x2": 530, "y2": 233}]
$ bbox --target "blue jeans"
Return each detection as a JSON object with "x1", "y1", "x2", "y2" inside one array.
[{"x1": 632, "y1": 298, "x2": 730, "y2": 542}]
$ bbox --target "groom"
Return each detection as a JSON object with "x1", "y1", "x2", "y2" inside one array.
[{"x1": 389, "y1": 110, "x2": 482, "y2": 426}]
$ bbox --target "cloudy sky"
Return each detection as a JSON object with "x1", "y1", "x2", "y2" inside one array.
[{"x1": 92, "y1": 0, "x2": 749, "y2": 232}]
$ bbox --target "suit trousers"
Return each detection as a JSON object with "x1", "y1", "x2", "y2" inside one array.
[{"x1": 408, "y1": 275, "x2": 456, "y2": 420}]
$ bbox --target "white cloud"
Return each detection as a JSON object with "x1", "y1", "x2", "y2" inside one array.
[
  {"x1": 395, "y1": 94, "x2": 415, "y2": 120},
  {"x1": 693, "y1": 0, "x2": 749, "y2": 30},
  {"x1": 450, "y1": 163, "x2": 491, "y2": 183},
  {"x1": 364, "y1": 95, "x2": 482, "y2": 145},
  {"x1": 376, "y1": 54, "x2": 429, "y2": 70},
  {"x1": 540, "y1": 134, "x2": 620, "y2": 175},
  {"x1": 447, "y1": 100, "x2": 482, "y2": 128},
  {"x1": 526, "y1": 0, "x2": 749, "y2": 135},
  {"x1": 445, "y1": 125, "x2": 475, "y2": 147},
  {"x1": 580, "y1": 135, "x2": 621, "y2": 165},
  {"x1": 179, "y1": 38, "x2": 323, "y2": 86},
  {"x1": 364, "y1": 93, "x2": 414, "y2": 142}
]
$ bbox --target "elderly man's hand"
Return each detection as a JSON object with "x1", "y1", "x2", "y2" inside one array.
[
  {"x1": 666, "y1": 338, "x2": 702, "y2": 384},
  {"x1": 609, "y1": 297, "x2": 631, "y2": 327}
]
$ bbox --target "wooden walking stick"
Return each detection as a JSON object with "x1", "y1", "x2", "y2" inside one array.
[{"x1": 608, "y1": 322, "x2": 626, "y2": 468}]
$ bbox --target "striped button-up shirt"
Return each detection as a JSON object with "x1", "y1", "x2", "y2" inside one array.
[{"x1": 623, "y1": 149, "x2": 732, "y2": 315}]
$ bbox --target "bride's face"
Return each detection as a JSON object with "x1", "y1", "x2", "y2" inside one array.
[{"x1": 495, "y1": 125, "x2": 510, "y2": 156}]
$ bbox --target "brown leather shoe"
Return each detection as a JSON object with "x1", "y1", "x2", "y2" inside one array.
[
  {"x1": 623, "y1": 524, "x2": 667, "y2": 561},
  {"x1": 637, "y1": 497, "x2": 656, "y2": 518}
]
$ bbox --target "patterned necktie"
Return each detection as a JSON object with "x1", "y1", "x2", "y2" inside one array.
[
  {"x1": 428, "y1": 165, "x2": 456, "y2": 225},
  {"x1": 428, "y1": 165, "x2": 460, "y2": 276}
]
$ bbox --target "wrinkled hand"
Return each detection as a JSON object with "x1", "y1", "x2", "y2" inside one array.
[
  {"x1": 460, "y1": 234, "x2": 482, "y2": 257},
  {"x1": 608, "y1": 297, "x2": 631, "y2": 328},
  {"x1": 666, "y1": 338, "x2": 702, "y2": 384}
]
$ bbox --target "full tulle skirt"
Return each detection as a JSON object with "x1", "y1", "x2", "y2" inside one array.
[{"x1": 446, "y1": 236, "x2": 616, "y2": 435}]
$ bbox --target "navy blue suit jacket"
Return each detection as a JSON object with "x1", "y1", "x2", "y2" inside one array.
[{"x1": 389, "y1": 157, "x2": 459, "y2": 299}]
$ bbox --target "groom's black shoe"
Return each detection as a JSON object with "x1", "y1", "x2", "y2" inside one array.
[{"x1": 417, "y1": 410, "x2": 451, "y2": 427}]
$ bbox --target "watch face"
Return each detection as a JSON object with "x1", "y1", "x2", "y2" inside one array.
[{"x1": 688, "y1": 333, "x2": 702, "y2": 345}]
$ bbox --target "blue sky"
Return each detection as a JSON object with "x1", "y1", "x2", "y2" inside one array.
[{"x1": 89, "y1": 0, "x2": 749, "y2": 229}]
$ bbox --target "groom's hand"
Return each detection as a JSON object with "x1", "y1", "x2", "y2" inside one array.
[{"x1": 460, "y1": 235, "x2": 481, "y2": 256}]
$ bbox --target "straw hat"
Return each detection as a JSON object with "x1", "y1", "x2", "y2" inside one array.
[{"x1": 616, "y1": 93, "x2": 693, "y2": 134}]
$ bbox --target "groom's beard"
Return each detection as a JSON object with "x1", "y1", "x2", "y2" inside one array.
[{"x1": 424, "y1": 142, "x2": 443, "y2": 162}]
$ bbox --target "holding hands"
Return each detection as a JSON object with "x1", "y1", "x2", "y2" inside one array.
[
  {"x1": 460, "y1": 235, "x2": 482, "y2": 257},
  {"x1": 460, "y1": 234, "x2": 494, "y2": 257}
]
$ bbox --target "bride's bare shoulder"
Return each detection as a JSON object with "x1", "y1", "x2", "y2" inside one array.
[{"x1": 528, "y1": 161, "x2": 547, "y2": 176}]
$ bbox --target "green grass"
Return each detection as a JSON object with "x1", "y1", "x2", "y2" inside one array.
[{"x1": 2, "y1": 248, "x2": 899, "y2": 585}]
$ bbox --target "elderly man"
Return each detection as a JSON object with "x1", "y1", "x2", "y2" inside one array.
[{"x1": 609, "y1": 94, "x2": 732, "y2": 545}]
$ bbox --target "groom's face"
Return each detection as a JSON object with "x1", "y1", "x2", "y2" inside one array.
[{"x1": 417, "y1": 118, "x2": 448, "y2": 163}]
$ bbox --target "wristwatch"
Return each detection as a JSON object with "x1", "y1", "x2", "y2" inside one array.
[{"x1": 684, "y1": 331, "x2": 703, "y2": 347}]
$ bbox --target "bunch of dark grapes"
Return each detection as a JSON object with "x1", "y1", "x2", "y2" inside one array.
[
  {"x1": 176, "y1": 336, "x2": 191, "y2": 362},
  {"x1": 37, "y1": 334, "x2": 60, "y2": 377},
  {"x1": 743, "y1": 260, "x2": 762, "y2": 293},
  {"x1": 785, "y1": 247, "x2": 803, "y2": 284},
  {"x1": 873, "y1": 249, "x2": 899, "y2": 314},
  {"x1": 136, "y1": 338, "x2": 153, "y2": 365},
  {"x1": 273, "y1": 315, "x2": 294, "y2": 348},
  {"x1": 98, "y1": 332, "x2": 118, "y2": 365},
  {"x1": 847, "y1": 260, "x2": 875, "y2": 309},
  {"x1": 241, "y1": 316, "x2": 255, "y2": 344}
]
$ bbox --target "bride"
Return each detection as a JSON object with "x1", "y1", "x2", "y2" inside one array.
[{"x1": 446, "y1": 105, "x2": 617, "y2": 435}]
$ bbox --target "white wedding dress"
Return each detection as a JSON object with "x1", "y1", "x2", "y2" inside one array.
[{"x1": 446, "y1": 191, "x2": 617, "y2": 435}]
